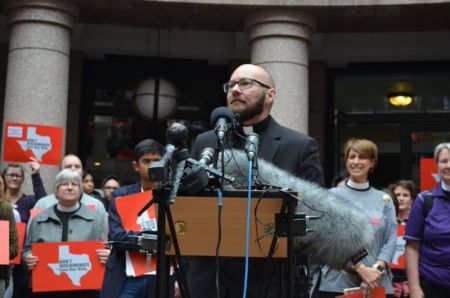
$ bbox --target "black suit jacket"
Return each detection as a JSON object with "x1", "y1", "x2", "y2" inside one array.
[{"x1": 192, "y1": 116, "x2": 324, "y2": 185}]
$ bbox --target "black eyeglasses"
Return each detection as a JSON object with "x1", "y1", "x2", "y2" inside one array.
[
  {"x1": 5, "y1": 173, "x2": 23, "y2": 179},
  {"x1": 223, "y1": 77, "x2": 272, "y2": 93}
]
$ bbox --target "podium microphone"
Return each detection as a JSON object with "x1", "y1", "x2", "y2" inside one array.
[
  {"x1": 210, "y1": 107, "x2": 234, "y2": 142},
  {"x1": 245, "y1": 133, "x2": 259, "y2": 161}
]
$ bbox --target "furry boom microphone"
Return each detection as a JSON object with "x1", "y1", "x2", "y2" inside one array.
[{"x1": 218, "y1": 149, "x2": 375, "y2": 270}]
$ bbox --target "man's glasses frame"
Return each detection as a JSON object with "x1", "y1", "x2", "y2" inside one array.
[{"x1": 223, "y1": 77, "x2": 272, "y2": 93}]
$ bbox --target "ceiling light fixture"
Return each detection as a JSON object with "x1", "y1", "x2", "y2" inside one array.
[{"x1": 388, "y1": 82, "x2": 414, "y2": 107}]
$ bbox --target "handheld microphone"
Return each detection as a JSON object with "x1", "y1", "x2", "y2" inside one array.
[
  {"x1": 245, "y1": 133, "x2": 259, "y2": 161},
  {"x1": 210, "y1": 107, "x2": 234, "y2": 142},
  {"x1": 199, "y1": 147, "x2": 215, "y2": 166}
]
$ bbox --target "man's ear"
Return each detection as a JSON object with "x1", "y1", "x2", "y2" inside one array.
[
  {"x1": 132, "y1": 160, "x2": 139, "y2": 172},
  {"x1": 265, "y1": 88, "x2": 276, "y2": 105}
]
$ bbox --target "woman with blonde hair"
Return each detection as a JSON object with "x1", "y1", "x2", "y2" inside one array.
[{"x1": 318, "y1": 138, "x2": 397, "y2": 298}]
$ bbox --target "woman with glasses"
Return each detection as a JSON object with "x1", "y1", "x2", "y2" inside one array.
[
  {"x1": 23, "y1": 169, "x2": 108, "y2": 298},
  {"x1": 2, "y1": 161, "x2": 46, "y2": 223}
]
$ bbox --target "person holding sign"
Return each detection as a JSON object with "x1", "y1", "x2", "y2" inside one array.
[
  {"x1": 100, "y1": 139, "x2": 164, "y2": 298},
  {"x1": 0, "y1": 175, "x2": 18, "y2": 298},
  {"x1": 405, "y1": 143, "x2": 450, "y2": 298},
  {"x1": 2, "y1": 160, "x2": 46, "y2": 224},
  {"x1": 318, "y1": 139, "x2": 397, "y2": 298},
  {"x1": 388, "y1": 180, "x2": 415, "y2": 298},
  {"x1": 22, "y1": 169, "x2": 108, "y2": 298}
]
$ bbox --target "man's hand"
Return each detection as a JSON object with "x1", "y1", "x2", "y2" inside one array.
[
  {"x1": 26, "y1": 254, "x2": 39, "y2": 270},
  {"x1": 28, "y1": 157, "x2": 41, "y2": 174}
]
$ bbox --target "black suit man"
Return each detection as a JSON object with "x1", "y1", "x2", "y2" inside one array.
[{"x1": 187, "y1": 64, "x2": 324, "y2": 297}]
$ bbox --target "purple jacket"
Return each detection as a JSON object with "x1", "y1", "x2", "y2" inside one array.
[{"x1": 404, "y1": 181, "x2": 450, "y2": 288}]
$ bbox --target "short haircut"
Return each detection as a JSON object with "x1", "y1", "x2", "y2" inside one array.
[
  {"x1": 54, "y1": 169, "x2": 83, "y2": 194},
  {"x1": 59, "y1": 154, "x2": 82, "y2": 170},
  {"x1": 101, "y1": 175, "x2": 121, "y2": 188},
  {"x1": 133, "y1": 139, "x2": 164, "y2": 161},
  {"x1": 344, "y1": 138, "x2": 379, "y2": 169},
  {"x1": 388, "y1": 179, "x2": 416, "y2": 200},
  {"x1": 434, "y1": 142, "x2": 450, "y2": 163}
]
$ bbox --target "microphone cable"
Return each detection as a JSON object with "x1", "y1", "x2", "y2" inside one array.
[
  {"x1": 215, "y1": 145, "x2": 225, "y2": 298},
  {"x1": 242, "y1": 158, "x2": 253, "y2": 298}
]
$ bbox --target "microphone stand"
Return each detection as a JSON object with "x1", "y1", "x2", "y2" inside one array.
[{"x1": 138, "y1": 148, "x2": 191, "y2": 298}]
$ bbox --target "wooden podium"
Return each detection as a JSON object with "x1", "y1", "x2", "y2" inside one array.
[
  {"x1": 155, "y1": 189, "x2": 298, "y2": 298},
  {"x1": 164, "y1": 190, "x2": 294, "y2": 258}
]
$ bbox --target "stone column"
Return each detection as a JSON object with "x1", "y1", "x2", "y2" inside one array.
[
  {"x1": 245, "y1": 10, "x2": 316, "y2": 134},
  {"x1": 2, "y1": 0, "x2": 78, "y2": 192}
]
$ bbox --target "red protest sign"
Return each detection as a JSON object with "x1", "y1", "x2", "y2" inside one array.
[
  {"x1": 0, "y1": 220, "x2": 9, "y2": 265},
  {"x1": 391, "y1": 224, "x2": 406, "y2": 269},
  {"x1": 337, "y1": 287, "x2": 385, "y2": 298},
  {"x1": 115, "y1": 191, "x2": 157, "y2": 276},
  {"x1": 3, "y1": 122, "x2": 63, "y2": 165},
  {"x1": 10, "y1": 222, "x2": 26, "y2": 265},
  {"x1": 31, "y1": 241, "x2": 105, "y2": 292},
  {"x1": 420, "y1": 158, "x2": 438, "y2": 192}
]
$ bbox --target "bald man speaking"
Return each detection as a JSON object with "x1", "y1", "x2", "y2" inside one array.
[{"x1": 188, "y1": 64, "x2": 324, "y2": 297}]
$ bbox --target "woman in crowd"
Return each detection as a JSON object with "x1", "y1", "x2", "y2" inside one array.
[
  {"x1": 82, "y1": 171, "x2": 102, "y2": 201},
  {"x1": 318, "y1": 138, "x2": 397, "y2": 297},
  {"x1": 390, "y1": 180, "x2": 415, "y2": 225},
  {"x1": 0, "y1": 175, "x2": 18, "y2": 298},
  {"x1": 388, "y1": 180, "x2": 415, "y2": 297},
  {"x1": 2, "y1": 160, "x2": 46, "y2": 223},
  {"x1": 23, "y1": 169, "x2": 109, "y2": 298},
  {"x1": 405, "y1": 143, "x2": 450, "y2": 298}
]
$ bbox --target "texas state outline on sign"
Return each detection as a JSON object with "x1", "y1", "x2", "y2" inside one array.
[
  {"x1": 47, "y1": 245, "x2": 92, "y2": 287},
  {"x1": 16, "y1": 127, "x2": 52, "y2": 161}
]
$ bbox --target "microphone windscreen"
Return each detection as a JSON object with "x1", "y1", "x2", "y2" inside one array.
[
  {"x1": 210, "y1": 107, "x2": 234, "y2": 126},
  {"x1": 218, "y1": 149, "x2": 375, "y2": 270}
]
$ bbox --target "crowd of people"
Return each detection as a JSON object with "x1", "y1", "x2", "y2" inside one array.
[{"x1": 1, "y1": 63, "x2": 449, "y2": 298}]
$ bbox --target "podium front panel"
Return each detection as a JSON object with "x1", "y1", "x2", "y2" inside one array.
[{"x1": 164, "y1": 191, "x2": 290, "y2": 258}]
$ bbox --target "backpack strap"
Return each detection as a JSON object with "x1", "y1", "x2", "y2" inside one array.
[{"x1": 422, "y1": 191, "x2": 434, "y2": 218}]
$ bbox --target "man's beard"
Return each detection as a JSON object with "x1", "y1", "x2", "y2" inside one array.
[{"x1": 229, "y1": 93, "x2": 265, "y2": 122}]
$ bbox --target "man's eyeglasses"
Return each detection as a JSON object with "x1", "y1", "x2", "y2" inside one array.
[
  {"x1": 223, "y1": 77, "x2": 272, "y2": 93},
  {"x1": 5, "y1": 173, "x2": 23, "y2": 179}
]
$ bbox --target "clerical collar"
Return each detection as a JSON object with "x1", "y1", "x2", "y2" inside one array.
[
  {"x1": 242, "y1": 115, "x2": 271, "y2": 135},
  {"x1": 346, "y1": 178, "x2": 370, "y2": 190},
  {"x1": 441, "y1": 180, "x2": 450, "y2": 191},
  {"x1": 56, "y1": 202, "x2": 80, "y2": 212}
]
